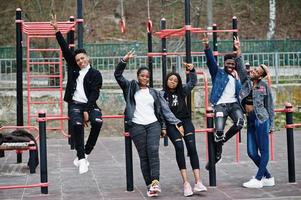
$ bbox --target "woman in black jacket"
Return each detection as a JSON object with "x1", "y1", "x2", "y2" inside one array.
[
  {"x1": 162, "y1": 63, "x2": 207, "y2": 197},
  {"x1": 114, "y1": 50, "x2": 183, "y2": 197}
]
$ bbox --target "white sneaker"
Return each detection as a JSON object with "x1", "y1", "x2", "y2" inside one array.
[
  {"x1": 243, "y1": 177, "x2": 263, "y2": 188},
  {"x1": 78, "y1": 158, "x2": 89, "y2": 174},
  {"x1": 73, "y1": 154, "x2": 89, "y2": 167},
  {"x1": 183, "y1": 182, "x2": 193, "y2": 197},
  {"x1": 262, "y1": 177, "x2": 275, "y2": 187},
  {"x1": 193, "y1": 181, "x2": 207, "y2": 192}
]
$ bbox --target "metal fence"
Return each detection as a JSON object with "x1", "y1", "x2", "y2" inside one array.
[
  {"x1": 0, "y1": 52, "x2": 300, "y2": 89},
  {"x1": 1, "y1": 39, "x2": 301, "y2": 58}
]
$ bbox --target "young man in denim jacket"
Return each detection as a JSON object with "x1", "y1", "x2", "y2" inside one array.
[
  {"x1": 203, "y1": 34, "x2": 245, "y2": 169},
  {"x1": 234, "y1": 37, "x2": 275, "y2": 188}
]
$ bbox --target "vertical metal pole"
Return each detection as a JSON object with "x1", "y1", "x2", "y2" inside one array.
[
  {"x1": 147, "y1": 23, "x2": 153, "y2": 88},
  {"x1": 285, "y1": 103, "x2": 295, "y2": 183},
  {"x1": 212, "y1": 24, "x2": 218, "y2": 61},
  {"x1": 232, "y1": 16, "x2": 238, "y2": 51},
  {"x1": 16, "y1": 8, "x2": 23, "y2": 127},
  {"x1": 16, "y1": 8, "x2": 23, "y2": 164},
  {"x1": 161, "y1": 18, "x2": 168, "y2": 146},
  {"x1": 77, "y1": 0, "x2": 83, "y2": 48},
  {"x1": 185, "y1": 0, "x2": 192, "y2": 116},
  {"x1": 207, "y1": 108, "x2": 216, "y2": 186},
  {"x1": 124, "y1": 122, "x2": 133, "y2": 191},
  {"x1": 275, "y1": 52, "x2": 279, "y2": 85},
  {"x1": 67, "y1": 16, "x2": 75, "y2": 149},
  {"x1": 67, "y1": 16, "x2": 75, "y2": 52},
  {"x1": 38, "y1": 112, "x2": 48, "y2": 194},
  {"x1": 232, "y1": 17, "x2": 241, "y2": 143}
]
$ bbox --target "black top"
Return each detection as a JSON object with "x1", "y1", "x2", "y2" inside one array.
[
  {"x1": 245, "y1": 90, "x2": 253, "y2": 105},
  {"x1": 163, "y1": 69, "x2": 197, "y2": 120},
  {"x1": 55, "y1": 31, "x2": 102, "y2": 112},
  {"x1": 164, "y1": 91, "x2": 190, "y2": 119}
]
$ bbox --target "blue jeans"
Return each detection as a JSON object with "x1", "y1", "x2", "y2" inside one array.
[
  {"x1": 69, "y1": 102, "x2": 103, "y2": 159},
  {"x1": 129, "y1": 121, "x2": 161, "y2": 186},
  {"x1": 247, "y1": 112, "x2": 271, "y2": 180}
]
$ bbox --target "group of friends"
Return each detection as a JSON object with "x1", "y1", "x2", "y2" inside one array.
[{"x1": 50, "y1": 15, "x2": 275, "y2": 197}]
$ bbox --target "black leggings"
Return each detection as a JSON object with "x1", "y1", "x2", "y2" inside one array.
[{"x1": 167, "y1": 119, "x2": 200, "y2": 170}]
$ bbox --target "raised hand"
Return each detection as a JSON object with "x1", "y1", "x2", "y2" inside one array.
[
  {"x1": 122, "y1": 49, "x2": 135, "y2": 62},
  {"x1": 233, "y1": 36, "x2": 241, "y2": 56},
  {"x1": 202, "y1": 33, "x2": 209, "y2": 49},
  {"x1": 50, "y1": 14, "x2": 59, "y2": 32},
  {"x1": 183, "y1": 62, "x2": 194, "y2": 72}
]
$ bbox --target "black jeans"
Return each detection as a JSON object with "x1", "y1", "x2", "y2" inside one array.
[
  {"x1": 69, "y1": 102, "x2": 103, "y2": 159},
  {"x1": 214, "y1": 102, "x2": 244, "y2": 143},
  {"x1": 167, "y1": 119, "x2": 199, "y2": 170},
  {"x1": 129, "y1": 121, "x2": 161, "y2": 186}
]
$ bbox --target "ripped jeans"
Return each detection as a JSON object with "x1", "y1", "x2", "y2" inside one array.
[
  {"x1": 69, "y1": 102, "x2": 103, "y2": 159},
  {"x1": 214, "y1": 102, "x2": 244, "y2": 143},
  {"x1": 167, "y1": 119, "x2": 199, "y2": 170}
]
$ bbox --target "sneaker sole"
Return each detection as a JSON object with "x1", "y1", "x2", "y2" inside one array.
[
  {"x1": 194, "y1": 188, "x2": 207, "y2": 192},
  {"x1": 150, "y1": 188, "x2": 161, "y2": 193},
  {"x1": 147, "y1": 192, "x2": 159, "y2": 197},
  {"x1": 184, "y1": 192, "x2": 193, "y2": 197},
  {"x1": 262, "y1": 183, "x2": 275, "y2": 187},
  {"x1": 242, "y1": 184, "x2": 263, "y2": 189}
]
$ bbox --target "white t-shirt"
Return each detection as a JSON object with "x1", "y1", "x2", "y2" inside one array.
[
  {"x1": 216, "y1": 74, "x2": 237, "y2": 105},
  {"x1": 72, "y1": 65, "x2": 90, "y2": 103},
  {"x1": 132, "y1": 88, "x2": 158, "y2": 125}
]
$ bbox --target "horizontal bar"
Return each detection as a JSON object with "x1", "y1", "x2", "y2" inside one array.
[
  {"x1": 102, "y1": 115, "x2": 124, "y2": 119},
  {"x1": 0, "y1": 126, "x2": 38, "y2": 132},
  {"x1": 29, "y1": 75, "x2": 61, "y2": 78},
  {"x1": 28, "y1": 61, "x2": 60, "y2": 65},
  {"x1": 0, "y1": 183, "x2": 48, "y2": 190},
  {"x1": 285, "y1": 123, "x2": 301, "y2": 128},
  {"x1": 29, "y1": 48, "x2": 61, "y2": 52},
  {"x1": 30, "y1": 101, "x2": 62, "y2": 105},
  {"x1": 29, "y1": 88, "x2": 62, "y2": 91},
  {"x1": 195, "y1": 128, "x2": 215, "y2": 133},
  {"x1": 147, "y1": 52, "x2": 205, "y2": 57}
]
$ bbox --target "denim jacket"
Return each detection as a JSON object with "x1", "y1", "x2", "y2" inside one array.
[
  {"x1": 204, "y1": 48, "x2": 241, "y2": 105},
  {"x1": 235, "y1": 56, "x2": 274, "y2": 128},
  {"x1": 114, "y1": 60, "x2": 181, "y2": 128}
]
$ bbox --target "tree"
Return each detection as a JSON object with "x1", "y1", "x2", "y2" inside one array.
[{"x1": 267, "y1": 0, "x2": 276, "y2": 39}]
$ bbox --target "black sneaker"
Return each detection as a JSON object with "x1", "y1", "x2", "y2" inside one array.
[
  {"x1": 214, "y1": 134, "x2": 224, "y2": 142},
  {"x1": 205, "y1": 143, "x2": 223, "y2": 170},
  {"x1": 205, "y1": 156, "x2": 222, "y2": 170}
]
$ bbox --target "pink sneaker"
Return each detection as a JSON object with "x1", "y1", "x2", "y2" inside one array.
[
  {"x1": 183, "y1": 182, "x2": 193, "y2": 197},
  {"x1": 150, "y1": 179, "x2": 161, "y2": 193},
  {"x1": 193, "y1": 181, "x2": 207, "y2": 192},
  {"x1": 147, "y1": 189, "x2": 159, "y2": 197}
]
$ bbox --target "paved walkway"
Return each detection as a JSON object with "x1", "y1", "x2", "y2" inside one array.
[{"x1": 1, "y1": 129, "x2": 301, "y2": 200}]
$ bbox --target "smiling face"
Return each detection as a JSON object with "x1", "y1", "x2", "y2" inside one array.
[
  {"x1": 224, "y1": 59, "x2": 235, "y2": 74},
  {"x1": 75, "y1": 53, "x2": 90, "y2": 69},
  {"x1": 250, "y1": 65, "x2": 266, "y2": 80},
  {"x1": 137, "y1": 69, "x2": 150, "y2": 88}
]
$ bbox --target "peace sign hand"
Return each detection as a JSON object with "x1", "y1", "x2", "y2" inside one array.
[
  {"x1": 50, "y1": 14, "x2": 59, "y2": 32},
  {"x1": 123, "y1": 49, "x2": 136, "y2": 62},
  {"x1": 233, "y1": 36, "x2": 241, "y2": 56},
  {"x1": 202, "y1": 33, "x2": 209, "y2": 49}
]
